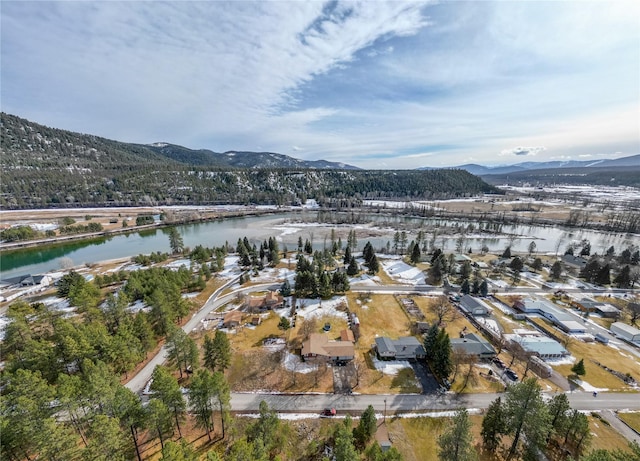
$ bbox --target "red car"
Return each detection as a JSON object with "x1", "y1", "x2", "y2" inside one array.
[{"x1": 322, "y1": 408, "x2": 337, "y2": 417}]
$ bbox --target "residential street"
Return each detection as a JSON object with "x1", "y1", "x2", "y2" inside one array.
[{"x1": 229, "y1": 391, "x2": 640, "y2": 414}]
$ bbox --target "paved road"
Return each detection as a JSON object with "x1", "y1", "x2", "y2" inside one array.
[
  {"x1": 125, "y1": 277, "x2": 277, "y2": 393},
  {"x1": 230, "y1": 391, "x2": 640, "y2": 414},
  {"x1": 600, "y1": 410, "x2": 640, "y2": 444}
]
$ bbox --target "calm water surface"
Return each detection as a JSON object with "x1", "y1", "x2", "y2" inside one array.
[{"x1": 1, "y1": 211, "x2": 637, "y2": 279}]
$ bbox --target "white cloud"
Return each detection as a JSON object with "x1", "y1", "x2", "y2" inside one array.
[
  {"x1": 500, "y1": 146, "x2": 546, "y2": 157},
  {"x1": 1, "y1": 1, "x2": 638, "y2": 169}
]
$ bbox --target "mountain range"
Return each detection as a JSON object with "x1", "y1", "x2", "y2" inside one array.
[
  {"x1": 433, "y1": 155, "x2": 640, "y2": 176},
  {"x1": 0, "y1": 112, "x2": 497, "y2": 209}
]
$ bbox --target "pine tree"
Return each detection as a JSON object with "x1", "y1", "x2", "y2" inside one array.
[
  {"x1": 595, "y1": 264, "x2": 611, "y2": 286},
  {"x1": 460, "y1": 279, "x2": 470, "y2": 295},
  {"x1": 571, "y1": 358, "x2": 586, "y2": 377},
  {"x1": 614, "y1": 265, "x2": 631, "y2": 288},
  {"x1": 410, "y1": 242, "x2": 421, "y2": 264},
  {"x1": 347, "y1": 257, "x2": 359, "y2": 276},
  {"x1": 168, "y1": 227, "x2": 184, "y2": 255},
  {"x1": 481, "y1": 397, "x2": 506, "y2": 452},
  {"x1": 438, "y1": 409, "x2": 477, "y2": 461},
  {"x1": 551, "y1": 261, "x2": 563, "y2": 281}
]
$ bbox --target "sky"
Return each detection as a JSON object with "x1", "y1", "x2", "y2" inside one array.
[{"x1": 1, "y1": 1, "x2": 639, "y2": 169}]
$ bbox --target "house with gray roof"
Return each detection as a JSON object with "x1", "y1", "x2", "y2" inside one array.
[
  {"x1": 504, "y1": 331, "x2": 568, "y2": 359},
  {"x1": 513, "y1": 297, "x2": 586, "y2": 334},
  {"x1": 458, "y1": 295, "x2": 491, "y2": 316},
  {"x1": 451, "y1": 333, "x2": 496, "y2": 359},
  {"x1": 374, "y1": 336, "x2": 426, "y2": 361}
]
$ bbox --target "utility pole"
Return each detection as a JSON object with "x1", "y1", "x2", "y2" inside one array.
[{"x1": 384, "y1": 398, "x2": 387, "y2": 423}]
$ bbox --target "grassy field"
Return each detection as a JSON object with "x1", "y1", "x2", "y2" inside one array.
[{"x1": 618, "y1": 411, "x2": 640, "y2": 433}]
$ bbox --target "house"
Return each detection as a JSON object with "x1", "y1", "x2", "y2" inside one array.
[
  {"x1": 513, "y1": 297, "x2": 586, "y2": 334},
  {"x1": 374, "y1": 337, "x2": 426, "y2": 361},
  {"x1": 0, "y1": 273, "x2": 52, "y2": 287},
  {"x1": 301, "y1": 333, "x2": 355, "y2": 362},
  {"x1": 561, "y1": 254, "x2": 588, "y2": 270},
  {"x1": 458, "y1": 295, "x2": 491, "y2": 316},
  {"x1": 504, "y1": 330, "x2": 568, "y2": 359},
  {"x1": 450, "y1": 333, "x2": 496, "y2": 359},
  {"x1": 610, "y1": 322, "x2": 640, "y2": 343},
  {"x1": 244, "y1": 291, "x2": 284, "y2": 311},
  {"x1": 569, "y1": 297, "x2": 620, "y2": 319},
  {"x1": 222, "y1": 311, "x2": 243, "y2": 328}
]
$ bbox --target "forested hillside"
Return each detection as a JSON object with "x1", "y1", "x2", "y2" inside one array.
[{"x1": 1, "y1": 113, "x2": 500, "y2": 209}]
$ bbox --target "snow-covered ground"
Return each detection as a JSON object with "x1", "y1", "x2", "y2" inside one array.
[
  {"x1": 381, "y1": 258, "x2": 426, "y2": 285},
  {"x1": 572, "y1": 378, "x2": 609, "y2": 393},
  {"x1": 371, "y1": 356, "x2": 413, "y2": 376},
  {"x1": 282, "y1": 352, "x2": 317, "y2": 374},
  {"x1": 237, "y1": 408, "x2": 483, "y2": 420},
  {"x1": 278, "y1": 296, "x2": 349, "y2": 321}
]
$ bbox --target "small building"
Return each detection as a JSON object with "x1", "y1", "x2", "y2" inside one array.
[
  {"x1": 561, "y1": 254, "x2": 588, "y2": 270},
  {"x1": 0, "y1": 273, "x2": 52, "y2": 287},
  {"x1": 302, "y1": 333, "x2": 355, "y2": 362},
  {"x1": 450, "y1": 333, "x2": 496, "y2": 359},
  {"x1": 458, "y1": 295, "x2": 491, "y2": 316},
  {"x1": 222, "y1": 311, "x2": 243, "y2": 328},
  {"x1": 244, "y1": 291, "x2": 284, "y2": 311},
  {"x1": 610, "y1": 322, "x2": 640, "y2": 343},
  {"x1": 250, "y1": 316, "x2": 262, "y2": 326},
  {"x1": 374, "y1": 336, "x2": 426, "y2": 361},
  {"x1": 569, "y1": 297, "x2": 620, "y2": 319},
  {"x1": 513, "y1": 297, "x2": 586, "y2": 334}
]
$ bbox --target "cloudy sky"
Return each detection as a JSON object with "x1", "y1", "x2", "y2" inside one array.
[{"x1": 2, "y1": 1, "x2": 638, "y2": 169}]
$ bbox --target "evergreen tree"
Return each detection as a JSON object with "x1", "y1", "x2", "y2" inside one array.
[
  {"x1": 547, "y1": 393, "x2": 571, "y2": 441},
  {"x1": 532, "y1": 257, "x2": 543, "y2": 272},
  {"x1": 278, "y1": 316, "x2": 291, "y2": 331},
  {"x1": 410, "y1": 242, "x2": 421, "y2": 264},
  {"x1": 150, "y1": 366, "x2": 187, "y2": 438},
  {"x1": 424, "y1": 324, "x2": 440, "y2": 362},
  {"x1": 432, "y1": 329, "x2": 453, "y2": 381},
  {"x1": 595, "y1": 264, "x2": 611, "y2": 285},
  {"x1": 354, "y1": 405, "x2": 377, "y2": 449},
  {"x1": 203, "y1": 330, "x2": 231, "y2": 372},
  {"x1": 334, "y1": 416, "x2": 359, "y2": 461},
  {"x1": 502, "y1": 246, "x2": 512, "y2": 258},
  {"x1": 479, "y1": 279, "x2": 489, "y2": 297},
  {"x1": 168, "y1": 227, "x2": 184, "y2": 254},
  {"x1": 460, "y1": 279, "x2": 470, "y2": 295},
  {"x1": 551, "y1": 261, "x2": 563, "y2": 281},
  {"x1": 504, "y1": 378, "x2": 551, "y2": 460},
  {"x1": 571, "y1": 358, "x2": 586, "y2": 377},
  {"x1": 279, "y1": 279, "x2": 292, "y2": 297},
  {"x1": 344, "y1": 245, "x2": 352, "y2": 265},
  {"x1": 481, "y1": 397, "x2": 506, "y2": 452},
  {"x1": 581, "y1": 259, "x2": 601, "y2": 282},
  {"x1": 347, "y1": 257, "x2": 359, "y2": 276},
  {"x1": 367, "y1": 254, "x2": 380, "y2": 275},
  {"x1": 438, "y1": 409, "x2": 477, "y2": 461},
  {"x1": 188, "y1": 369, "x2": 216, "y2": 441},
  {"x1": 614, "y1": 265, "x2": 631, "y2": 288}
]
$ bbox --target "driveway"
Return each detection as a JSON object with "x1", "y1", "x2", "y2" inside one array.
[{"x1": 410, "y1": 361, "x2": 440, "y2": 394}]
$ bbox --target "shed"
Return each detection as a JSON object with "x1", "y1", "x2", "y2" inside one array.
[
  {"x1": 610, "y1": 322, "x2": 640, "y2": 343},
  {"x1": 458, "y1": 295, "x2": 491, "y2": 316}
]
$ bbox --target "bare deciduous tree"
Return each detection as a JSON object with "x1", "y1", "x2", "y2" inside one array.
[{"x1": 430, "y1": 296, "x2": 459, "y2": 325}]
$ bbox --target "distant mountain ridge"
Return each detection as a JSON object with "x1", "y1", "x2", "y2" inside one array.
[
  {"x1": 0, "y1": 112, "x2": 498, "y2": 209},
  {"x1": 144, "y1": 142, "x2": 359, "y2": 169},
  {"x1": 422, "y1": 155, "x2": 640, "y2": 176}
]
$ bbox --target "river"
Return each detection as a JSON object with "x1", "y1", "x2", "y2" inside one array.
[{"x1": 1, "y1": 211, "x2": 638, "y2": 279}]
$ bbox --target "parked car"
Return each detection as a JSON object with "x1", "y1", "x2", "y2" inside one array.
[
  {"x1": 492, "y1": 357, "x2": 506, "y2": 369},
  {"x1": 322, "y1": 408, "x2": 337, "y2": 417},
  {"x1": 505, "y1": 369, "x2": 518, "y2": 380}
]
